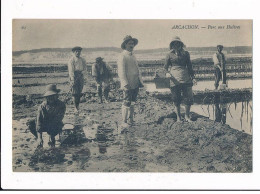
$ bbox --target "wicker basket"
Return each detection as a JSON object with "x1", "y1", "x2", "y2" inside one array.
[{"x1": 154, "y1": 69, "x2": 170, "y2": 89}]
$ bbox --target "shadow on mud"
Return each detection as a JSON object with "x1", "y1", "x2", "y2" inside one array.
[{"x1": 156, "y1": 112, "x2": 208, "y2": 124}]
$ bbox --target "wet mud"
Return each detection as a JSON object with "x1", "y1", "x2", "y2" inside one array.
[{"x1": 12, "y1": 89, "x2": 252, "y2": 172}]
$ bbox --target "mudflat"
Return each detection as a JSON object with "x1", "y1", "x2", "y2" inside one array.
[{"x1": 12, "y1": 89, "x2": 252, "y2": 172}]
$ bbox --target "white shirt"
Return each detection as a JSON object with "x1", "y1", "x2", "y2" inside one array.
[
  {"x1": 68, "y1": 56, "x2": 87, "y2": 81},
  {"x1": 117, "y1": 50, "x2": 143, "y2": 89},
  {"x1": 213, "y1": 52, "x2": 226, "y2": 67}
]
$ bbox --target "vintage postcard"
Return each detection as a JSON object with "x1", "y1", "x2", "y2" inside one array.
[
  {"x1": 1, "y1": 0, "x2": 260, "y2": 189},
  {"x1": 11, "y1": 19, "x2": 252, "y2": 174}
]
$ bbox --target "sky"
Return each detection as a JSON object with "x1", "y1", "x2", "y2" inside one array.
[{"x1": 13, "y1": 19, "x2": 252, "y2": 51}]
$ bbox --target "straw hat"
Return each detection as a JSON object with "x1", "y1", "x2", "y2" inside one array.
[
  {"x1": 43, "y1": 84, "x2": 61, "y2": 97},
  {"x1": 121, "y1": 35, "x2": 138, "y2": 49}
]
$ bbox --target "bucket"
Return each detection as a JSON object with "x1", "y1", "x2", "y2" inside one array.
[
  {"x1": 154, "y1": 69, "x2": 170, "y2": 89},
  {"x1": 154, "y1": 77, "x2": 170, "y2": 89},
  {"x1": 219, "y1": 84, "x2": 228, "y2": 90}
]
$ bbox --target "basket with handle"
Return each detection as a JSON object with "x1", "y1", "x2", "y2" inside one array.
[{"x1": 153, "y1": 69, "x2": 171, "y2": 89}]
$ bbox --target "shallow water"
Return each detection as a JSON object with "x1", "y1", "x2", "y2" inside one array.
[
  {"x1": 13, "y1": 84, "x2": 70, "y2": 95},
  {"x1": 13, "y1": 118, "x2": 153, "y2": 172},
  {"x1": 192, "y1": 101, "x2": 252, "y2": 134},
  {"x1": 13, "y1": 77, "x2": 68, "y2": 86},
  {"x1": 144, "y1": 79, "x2": 252, "y2": 93},
  {"x1": 144, "y1": 80, "x2": 252, "y2": 134}
]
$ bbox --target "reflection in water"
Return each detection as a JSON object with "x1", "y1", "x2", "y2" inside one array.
[
  {"x1": 98, "y1": 143, "x2": 107, "y2": 154},
  {"x1": 215, "y1": 103, "x2": 227, "y2": 124},
  {"x1": 144, "y1": 81, "x2": 252, "y2": 134},
  {"x1": 95, "y1": 125, "x2": 115, "y2": 154},
  {"x1": 96, "y1": 130, "x2": 108, "y2": 154},
  {"x1": 122, "y1": 131, "x2": 143, "y2": 170},
  {"x1": 194, "y1": 100, "x2": 252, "y2": 134}
]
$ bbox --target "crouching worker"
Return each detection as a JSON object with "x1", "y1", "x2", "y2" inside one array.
[
  {"x1": 117, "y1": 35, "x2": 144, "y2": 128},
  {"x1": 92, "y1": 57, "x2": 113, "y2": 103},
  {"x1": 36, "y1": 84, "x2": 66, "y2": 147}
]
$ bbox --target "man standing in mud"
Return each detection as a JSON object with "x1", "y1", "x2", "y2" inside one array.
[
  {"x1": 117, "y1": 35, "x2": 144, "y2": 128},
  {"x1": 213, "y1": 45, "x2": 227, "y2": 90},
  {"x1": 68, "y1": 46, "x2": 88, "y2": 113},
  {"x1": 92, "y1": 57, "x2": 114, "y2": 103},
  {"x1": 36, "y1": 84, "x2": 66, "y2": 147}
]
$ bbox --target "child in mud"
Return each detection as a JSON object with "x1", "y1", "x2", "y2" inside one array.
[
  {"x1": 36, "y1": 84, "x2": 66, "y2": 147},
  {"x1": 117, "y1": 35, "x2": 144, "y2": 128},
  {"x1": 68, "y1": 46, "x2": 88, "y2": 113},
  {"x1": 92, "y1": 57, "x2": 114, "y2": 103},
  {"x1": 164, "y1": 36, "x2": 196, "y2": 122},
  {"x1": 213, "y1": 45, "x2": 227, "y2": 90}
]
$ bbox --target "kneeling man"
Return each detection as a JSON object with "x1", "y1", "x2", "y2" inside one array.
[{"x1": 36, "y1": 84, "x2": 66, "y2": 147}]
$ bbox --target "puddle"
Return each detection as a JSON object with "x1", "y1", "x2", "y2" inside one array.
[{"x1": 23, "y1": 121, "x2": 118, "y2": 170}]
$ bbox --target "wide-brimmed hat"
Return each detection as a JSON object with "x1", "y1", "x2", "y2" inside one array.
[
  {"x1": 96, "y1": 57, "x2": 104, "y2": 62},
  {"x1": 43, "y1": 84, "x2": 61, "y2": 97},
  {"x1": 169, "y1": 36, "x2": 184, "y2": 49},
  {"x1": 121, "y1": 35, "x2": 138, "y2": 49},
  {"x1": 72, "y1": 46, "x2": 82, "y2": 52}
]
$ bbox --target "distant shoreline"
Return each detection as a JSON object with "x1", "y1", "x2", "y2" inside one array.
[
  {"x1": 12, "y1": 53, "x2": 252, "y2": 65},
  {"x1": 12, "y1": 46, "x2": 252, "y2": 55}
]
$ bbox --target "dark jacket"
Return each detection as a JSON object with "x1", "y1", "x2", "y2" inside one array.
[{"x1": 92, "y1": 61, "x2": 113, "y2": 83}]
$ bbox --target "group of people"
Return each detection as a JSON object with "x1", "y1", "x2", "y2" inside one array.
[
  {"x1": 67, "y1": 47, "x2": 114, "y2": 111},
  {"x1": 34, "y1": 35, "x2": 227, "y2": 147}
]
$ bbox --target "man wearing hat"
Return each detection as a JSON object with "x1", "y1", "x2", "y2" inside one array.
[
  {"x1": 36, "y1": 84, "x2": 66, "y2": 147},
  {"x1": 212, "y1": 45, "x2": 227, "y2": 90},
  {"x1": 117, "y1": 35, "x2": 144, "y2": 128},
  {"x1": 92, "y1": 57, "x2": 113, "y2": 103},
  {"x1": 68, "y1": 46, "x2": 88, "y2": 113},
  {"x1": 164, "y1": 36, "x2": 195, "y2": 122}
]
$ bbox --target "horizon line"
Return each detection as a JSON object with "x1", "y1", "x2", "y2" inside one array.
[{"x1": 12, "y1": 45, "x2": 252, "y2": 53}]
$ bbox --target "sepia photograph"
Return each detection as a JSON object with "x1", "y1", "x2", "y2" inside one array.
[{"x1": 11, "y1": 19, "x2": 253, "y2": 173}]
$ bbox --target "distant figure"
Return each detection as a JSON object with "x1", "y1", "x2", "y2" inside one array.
[
  {"x1": 164, "y1": 36, "x2": 195, "y2": 122},
  {"x1": 36, "y1": 84, "x2": 66, "y2": 147},
  {"x1": 117, "y1": 35, "x2": 144, "y2": 128},
  {"x1": 92, "y1": 57, "x2": 113, "y2": 103},
  {"x1": 18, "y1": 79, "x2": 20, "y2": 84},
  {"x1": 68, "y1": 46, "x2": 88, "y2": 113},
  {"x1": 213, "y1": 45, "x2": 227, "y2": 90}
]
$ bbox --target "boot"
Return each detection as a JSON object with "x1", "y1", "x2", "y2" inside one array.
[
  {"x1": 118, "y1": 105, "x2": 130, "y2": 134},
  {"x1": 98, "y1": 85, "x2": 103, "y2": 103},
  {"x1": 104, "y1": 87, "x2": 110, "y2": 103},
  {"x1": 129, "y1": 105, "x2": 135, "y2": 125},
  {"x1": 122, "y1": 105, "x2": 130, "y2": 123},
  {"x1": 48, "y1": 135, "x2": 56, "y2": 148}
]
